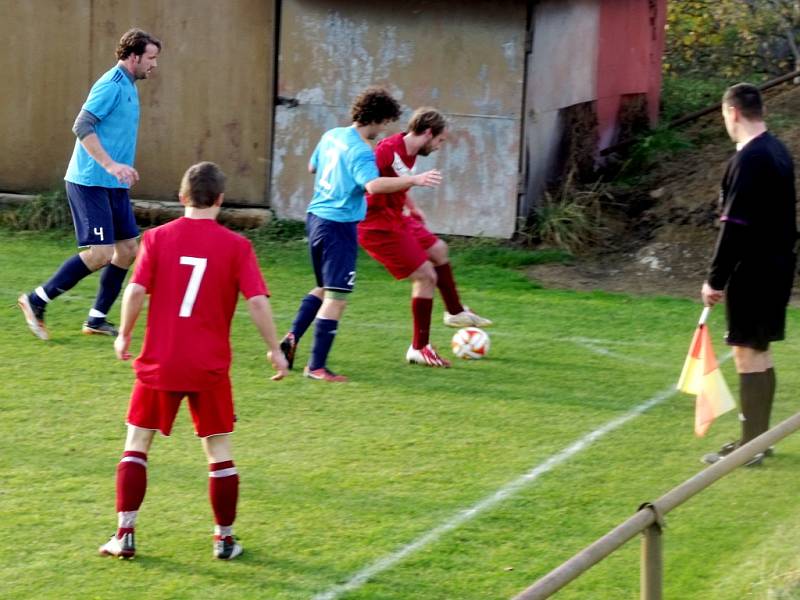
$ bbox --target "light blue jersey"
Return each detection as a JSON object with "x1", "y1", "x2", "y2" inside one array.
[
  {"x1": 65, "y1": 65, "x2": 139, "y2": 189},
  {"x1": 307, "y1": 126, "x2": 379, "y2": 223}
]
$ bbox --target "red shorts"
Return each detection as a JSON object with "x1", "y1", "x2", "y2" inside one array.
[
  {"x1": 127, "y1": 378, "x2": 235, "y2": 438},
  {"x1": 358, "y1": 215, "x2": 439, "y2": 280}
]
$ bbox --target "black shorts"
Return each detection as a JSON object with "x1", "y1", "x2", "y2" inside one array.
[{"x1": 725, "y1": 257, "x2": 795, "y2": 350}]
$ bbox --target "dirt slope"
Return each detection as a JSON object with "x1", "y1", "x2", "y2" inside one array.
[{"x1": 527, "y1": 83, "x2": 800, "y2": 300}]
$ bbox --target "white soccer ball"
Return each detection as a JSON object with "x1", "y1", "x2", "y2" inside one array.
[{"x1": 451, "y1": 327, "x2": 490, "y2": 360}]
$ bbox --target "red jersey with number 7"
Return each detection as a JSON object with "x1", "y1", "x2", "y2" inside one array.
[{"x1": 130, "y1": 217, "x2": 269, "y2": 391}]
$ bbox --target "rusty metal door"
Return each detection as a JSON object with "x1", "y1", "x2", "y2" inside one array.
[{"x1": 271, "y1": 0, "x2": 527, "y2": 238}]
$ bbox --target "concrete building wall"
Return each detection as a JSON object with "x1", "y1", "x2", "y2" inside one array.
[
  {"x1": 522, "y1": 0, "x2": 600, "y2": 219},
  {"x1": 272, "y1": 0, "x2": 526, "y2": 238},
  {"x1": 2, "y1": 0, "x2": 667, "y2": 236}
]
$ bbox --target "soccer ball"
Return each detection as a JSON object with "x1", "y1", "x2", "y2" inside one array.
[{"x1": 451, "y1": 327, "x2": 490, "y2": 359}]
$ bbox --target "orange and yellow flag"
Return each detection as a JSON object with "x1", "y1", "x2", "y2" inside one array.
[{"x1": 677, "y1": 310, "x2": 736, "y2": 436}]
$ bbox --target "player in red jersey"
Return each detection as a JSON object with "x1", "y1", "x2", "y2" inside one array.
[
  {"x1": 358, "y1": 108, "x2": 492, "y2": 367},
  {"x1": 98, "y1": 162, "x2": 288, "y2": 561},
  {"x1": 278, "y1": 88, "x2": 441, "y2": 381}
]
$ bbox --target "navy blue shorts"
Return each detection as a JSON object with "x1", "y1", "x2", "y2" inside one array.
[
  {"x1": 66, "y1": 182, "x2": 139, "y2": 247},
  {"x1": 306, "y1": 213, "x2": 358, "y2": 293}
]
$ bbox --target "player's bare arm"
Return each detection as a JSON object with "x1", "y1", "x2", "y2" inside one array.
[
  {"x1": 114, "y1": 282, "x2": 146, "y2": 360},
  {"x1": 365, "y1": 169, "x2": 442, "y2": 195},
  {"x1": 80, "y1": 133, "x2": 140, "y2": 186},
  {"x1": 247, "y1": 295, "x2": 290, "y2": 380}
]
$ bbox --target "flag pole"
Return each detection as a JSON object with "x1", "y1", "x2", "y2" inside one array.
[{"x1": 698, "y1": 306, "x2": 711, "y2": 326}]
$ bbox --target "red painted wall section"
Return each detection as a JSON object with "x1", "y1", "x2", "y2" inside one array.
[
  {"x1": 647, "y1": 0, "x2": 667, "y2": 125},
  {"x1": 596, "y1": 0, "x2": 667, "y2": 149}
]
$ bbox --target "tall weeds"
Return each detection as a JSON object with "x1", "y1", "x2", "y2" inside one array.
[
  {"x1": 529, "y1": 169, "x2": 613, "y2": 253},
  {"x1": 1, "y1": 190, "x2": 73, "y2": 231}
]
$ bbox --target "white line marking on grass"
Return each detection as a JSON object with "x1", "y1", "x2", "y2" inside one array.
[
  {"x1": 312, "y1": 354, "x2": 732, "y2": 600},
  {"x1": 566, "y1": 336, "x2": 661, "y2": 348},
  {"x1": 566, "y1": 338, "x2": 652, "y2": 365}
]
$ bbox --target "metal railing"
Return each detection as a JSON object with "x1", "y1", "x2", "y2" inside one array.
[{"x1": 512, "y1": 412, "x2": 800, "y2": 600}]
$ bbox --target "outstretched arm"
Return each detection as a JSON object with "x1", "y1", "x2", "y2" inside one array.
[
  {"x1": 247, "y1": 295, "x2": 290, "y2": 380},
  {"x1": 365, "y1": 169, "x2": 442, "y2": 195},
  {"x1": 114, "y1": 283, "x2": 147, "y2": 360}
]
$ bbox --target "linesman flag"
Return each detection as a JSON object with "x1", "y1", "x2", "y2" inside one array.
[{"x1": 677, "y1": 307, "x2": 736, "y2": 436}]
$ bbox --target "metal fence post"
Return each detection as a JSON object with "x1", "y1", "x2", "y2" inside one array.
[
  {"x1": 639, "y1": 502, "x2": 663, "y2": 600},
  {"x1": 641, "y1": 523, "x2": 662, "y2": 600}
]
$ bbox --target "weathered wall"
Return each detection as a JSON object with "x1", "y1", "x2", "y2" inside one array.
[
  {"x1": 522, "y1": 0, "x2": 600, "y2": 218},
  {"x1": 1, "y1": 1, "x2": 92, "y2": 191},
  {"x1": 272, "y1": 0, "x2": 526, "y2": 238},
  {"x1": 0, "y1": 0, "x2": 275, "y2": 204},
  {"x1": 3, "y1": 0, "x2": 667, "y2": 235},
  {"x1": 596, "y1": 0, "x2": 667, "y2": 149},
  {"x1": 521, "y1": 0, "x2": 667, "y2": 218}
]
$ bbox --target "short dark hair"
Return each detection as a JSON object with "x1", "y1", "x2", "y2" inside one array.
[
  {"x1": 179, "y1": 162, "x2": 226, "y2": 208},
  {"x1": 723, "y1": 83, "x2": 763, "y2": 120},
  {"x1": 350, "y1": 87, "x2": 401, "y2": 126},
  {"x1": 407, "y1": 107, "x2": 447, "y2": 136},
  {"x1": 116, "y1": 28, "x2": 162, "y2": 60}
]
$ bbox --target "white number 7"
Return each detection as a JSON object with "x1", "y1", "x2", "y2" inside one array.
[{"x1": 179, "y1": 256, "x2": 207, "y2": 317}]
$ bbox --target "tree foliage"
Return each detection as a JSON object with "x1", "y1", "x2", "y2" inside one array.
[{"x1": 665, "y1": 0, "x2": 800, "y2": 79}]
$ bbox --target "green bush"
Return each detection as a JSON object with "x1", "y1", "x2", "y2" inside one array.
[
  {"x1": 664, "y1": 0, "x2": 793, "y2": 80},
  {"x1": 622, "y1": 127, "x2": 694, "y2": 176},
  {"x1": 247, "y1": 215, "x2": 306, "y2": 243},
  {"x1": 1, "y1": 190, "x2": 73, "y2": 231},
  {"x1": 660, "y1": 75, "x2": 730, "y2": 123}
]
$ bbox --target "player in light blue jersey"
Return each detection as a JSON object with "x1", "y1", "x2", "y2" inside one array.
[
  {"x1": 18, "y1": 29, "x2": 161, "y2": 341},
  {"x1": 280, "y1": 87, "x2": 442, "y2": 381}
]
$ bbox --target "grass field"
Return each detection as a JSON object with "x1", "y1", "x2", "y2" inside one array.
[{"x1": 1, "y1": 228, "x2": 800, "y2": 600}]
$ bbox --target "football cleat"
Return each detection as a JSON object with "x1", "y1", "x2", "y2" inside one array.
[
  {"x1": 99, "y1": 532, "x2": 136, "y2": 559},
  {"x1": 303, "y1": 366, "x2": 348, "y2": 382},
  {"x1": 406, "y1": 344, "x2": 452, "y2": 368},
  {"x1": 214, "y1": 536, "x2": 243, "y2": 560},
  {"x1": 716, "y1": 440, "x2": 739, "y2": 456},
  {"x1": 82, "y1": 319, "x2": 119, "y2": 336},
  {"x1": 18, "y1": 293, "x2": 49, "y2": 340},
  {"x1": 443, "y1": 307, "x2": 492, "y2": 328},
  {"x1": 701, "y1": 450, "x2": 765, "y2": 467},
  {"x1": 715, "y1": 440, "x2": 774, "y2": 458},
  {"x1": 280, "y1": 332, "x2": 297, "y2": 370}
]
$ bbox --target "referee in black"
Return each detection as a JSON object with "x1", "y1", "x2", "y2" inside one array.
[{"x1": 701, "y1": 83, "x2": 797, "y2": 466}]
